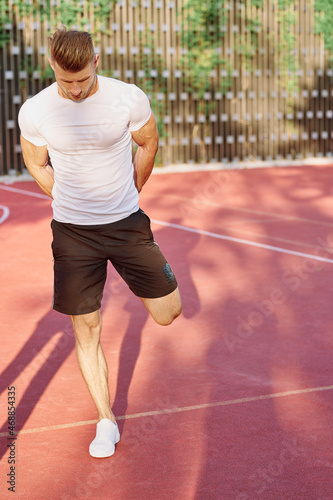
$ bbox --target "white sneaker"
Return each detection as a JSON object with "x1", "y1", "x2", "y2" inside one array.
[{"x1": 89, "y1": 419, "x2": 120, "y2": 458}]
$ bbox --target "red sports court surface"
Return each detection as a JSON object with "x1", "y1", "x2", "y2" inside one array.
[{"x1": 0, "y1": 165, "x2": 332, "y2": 499}]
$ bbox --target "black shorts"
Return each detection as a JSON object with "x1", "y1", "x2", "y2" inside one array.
[{"x1": 51, "y1": 209, "x2": 178, "y2": 315}]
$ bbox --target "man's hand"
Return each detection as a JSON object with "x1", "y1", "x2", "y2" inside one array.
[
  {"x1": 131, "y1": 113, "x2": 159, "y2": 192},
  {"x1": 20, "y1": 135, "x2": 54, "y2": 198}
]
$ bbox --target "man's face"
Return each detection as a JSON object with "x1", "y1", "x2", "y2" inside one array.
[{"x1": 49, "y1": 55, "x2": 99, "y2": 102}]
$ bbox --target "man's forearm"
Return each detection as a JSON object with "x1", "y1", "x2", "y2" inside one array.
[
  {"x1": 20, "y1": 136, "x2": 53, "y2": 198},
  {"x1": 133, "y1": 146, "x2": 157, "y2": 193},
  {"x1": 131, "y1": 112, "x2": 159, "y2": 192},
  {"x1": 28, "y1": 163, "x2": 54, "y2": 198}
]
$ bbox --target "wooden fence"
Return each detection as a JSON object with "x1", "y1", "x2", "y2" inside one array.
[{"x1": 0, "y1": 0, "x2": 332, "y2": 174}]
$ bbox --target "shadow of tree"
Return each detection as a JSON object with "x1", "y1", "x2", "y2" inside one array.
[{"x1": 186, "y1": 166, "x2": 333, "y2": 498}]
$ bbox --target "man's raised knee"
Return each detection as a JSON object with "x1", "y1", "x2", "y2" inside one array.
[
  {"x1": 154, "y1": 302, "x2": 182, "y2": 326},
  {"x1": 141, "y1": 287, "x2": 182, "y2": 326}
]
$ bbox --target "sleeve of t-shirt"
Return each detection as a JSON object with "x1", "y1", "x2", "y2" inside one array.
[
  {"x1": 128, "y1": 85, "x2": 152, "y2": 132},
  {"x1": 18, "y1": 99, "x2": 48, "y2": 147}
]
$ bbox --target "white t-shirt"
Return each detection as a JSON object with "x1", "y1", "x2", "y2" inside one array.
[{"x1": 18, "y1": 76, "x2": 151, "y2": 224}]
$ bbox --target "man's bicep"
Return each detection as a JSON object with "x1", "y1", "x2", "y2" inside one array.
[
  {"x1": 131, "y1": 113, "x2": 159, "y2": 148},
  {"x1": 20, "y1": 135, "x2": 48, "y2": 168}
]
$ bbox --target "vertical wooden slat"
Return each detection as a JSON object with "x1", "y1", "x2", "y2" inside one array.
[
  {"x1": 171, "y1": 0, "x2": 180, "y2": 164},
  {"x1": 0, "y1": 44, "x2": 5, "y2": 175},
  {"x1": 180, "y1": 0, "x2": 190, "y2": 163},
  {"x1": 300, "y1": 0, "x2": 306, "y2": 159},
  {"x1": 307, "y1": 0, "x2": 314, "y2": 158},
  {"x1": 222, "y1": 1, "x2": 230, "y2": 162},
  {"x1": 317, "y1": 1, "x2": 324, "y2": 156},
  {"x1": 237, "y1": 0, "x2": 244, "y2": 162},
  {"x1": 262, "y1": 0, "x2": 269, "y2": 161},
  {"x1": 257, "y1": 1, "x2": 263, "y2": 161},
  {"x1": 269, "y1": 0, "x2": 276, "y2": 161},
  {"x1": 294, "y1": 0, "x2": 301, "y2": 160},
  {"x1": 9, "y1": 9, "x2": 19, "y2": 172},
  {"x1": 4, "y1": 11, "x2": 14, "y2": 174}
]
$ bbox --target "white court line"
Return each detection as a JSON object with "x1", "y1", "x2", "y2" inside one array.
[
  {"x1": 1, "y1": 184, "x2": 332, "y2": 264},
  {"x1": 0, "y1": 205, "x2": 10, "y2": 224},
  {"x1": 166, "y1": 193, "x2": 333, "y2": 228},
  {"x1": 0, "y1": 384, "x2": 332, "y2": 438},
  {"x1": 0, "y1": 185, "x2": 49, "y2": 199},
  {"x1": 151, "y1": 219, "x2": 333, "y2": 264}
]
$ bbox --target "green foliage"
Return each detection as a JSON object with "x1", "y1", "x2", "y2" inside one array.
[
  {"x1": 266, "y1": 0, "x2": 299, "y2": 111},
  {"x1": 183, "y1": 0, "x2": 226, "y2": 46},
  {"x1": 0, "y1": 0, "x2": 303, "y2": 104},
  {"x1": 235, "y1": 10, "x2": 262, "y2": 72},
  {"x1": 181, "y1": 0, "x2": 228, "y2": 100},
  {"x1": 314, "y1": 0, "x2": 333, "y2": 65},
  {"x1": 251, "y1": 0, "x2": 263, "y2": 6},
  {"x1": 181, "y1": 0, "x2": 266, "y2": 109},
  {"x1": 0, "y1": 0, "x2": 118, "y2": 39},
  {"x1": 0, "y1": 0, "x2": 11, "y2": 47}
]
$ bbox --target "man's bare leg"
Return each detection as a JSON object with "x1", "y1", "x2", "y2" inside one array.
[
  {"x1": 71, "y1": 309, "x2": 120, "y2": 458},
  {"x1": 141, "y1": 287, "x2": 182, "y2": 326},
  {"x1": 70, "y1": 289, "x2": 181, "y2": 457},
  {"x1": 71, "y1": 309, "x2": 115, "y2": 422}
]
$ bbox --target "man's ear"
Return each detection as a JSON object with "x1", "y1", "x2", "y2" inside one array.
[{"x1": 94, "y1": 54, "x2": 100, "y2": 70}]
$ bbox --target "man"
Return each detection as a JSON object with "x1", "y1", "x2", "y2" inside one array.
[{"x1": 18, "y1": 27, "x2": 182, "y2": 458}]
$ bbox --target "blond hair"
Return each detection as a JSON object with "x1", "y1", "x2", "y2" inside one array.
[{"x1": 49, "y1": 27, "x2": 95, "y2": 72}]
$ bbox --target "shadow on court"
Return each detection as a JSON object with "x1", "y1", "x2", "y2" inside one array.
[
  {"x1": 0, "y1": 310, "x2": 74, "y2": 461},
  {"x1": 111, "y1": 221, "x2": 201, "y2": 432}
]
